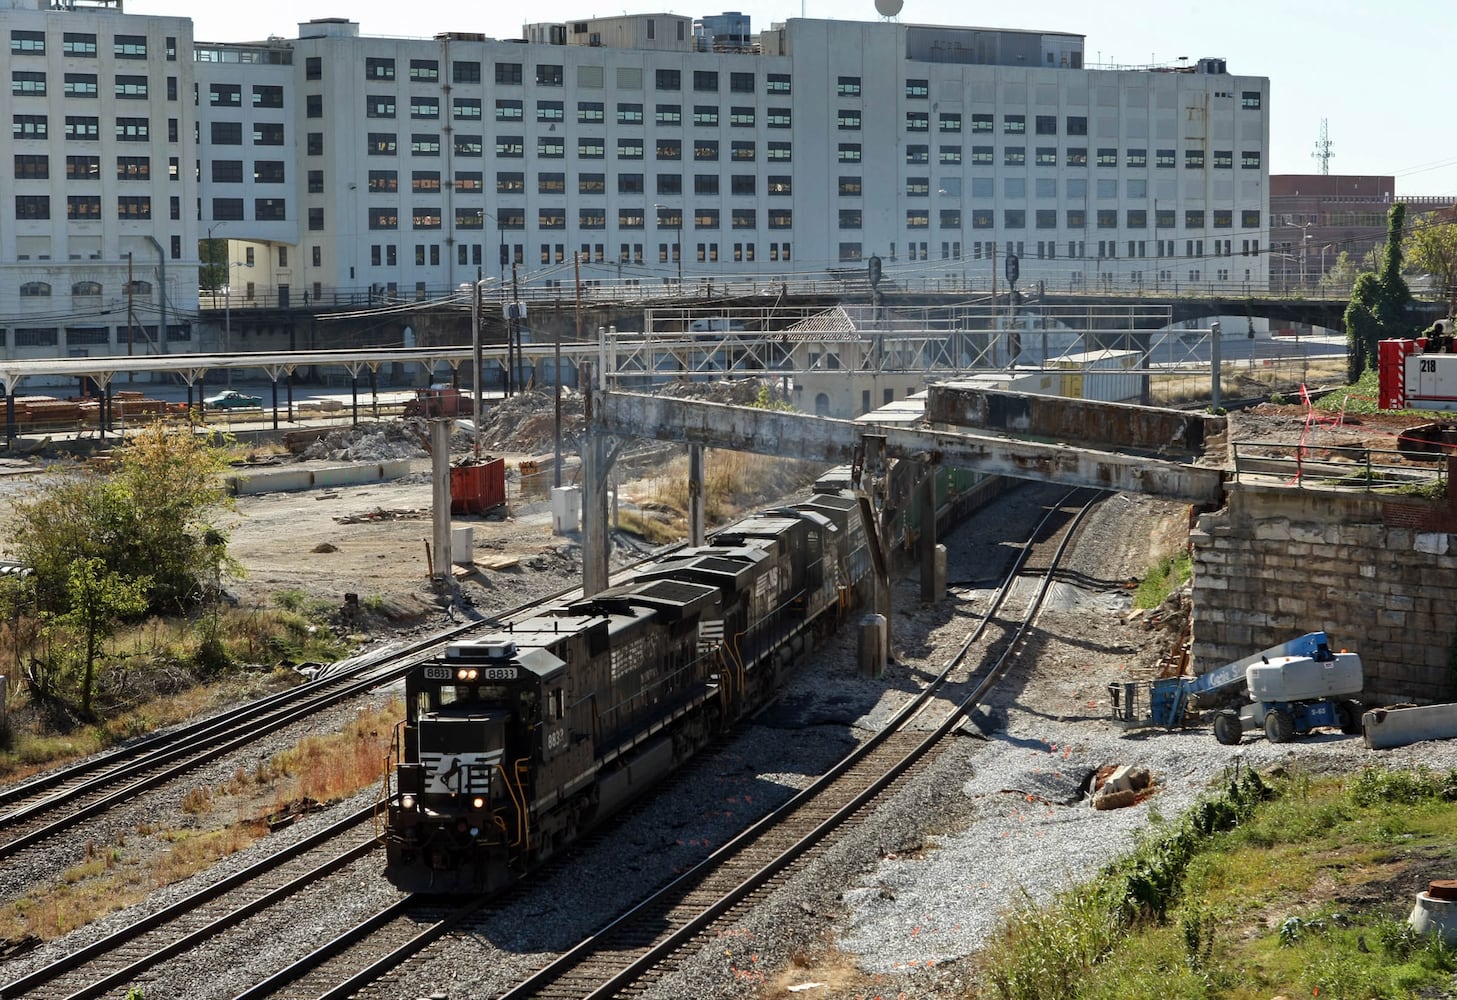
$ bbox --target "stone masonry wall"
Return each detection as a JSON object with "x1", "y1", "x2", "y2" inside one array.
[{"x1": 1190, "y1": 485, "x2": 1457, "y2": 705}]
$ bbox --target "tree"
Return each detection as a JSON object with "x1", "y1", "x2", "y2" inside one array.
[
  {"x1": 1318, "y1": 250, "x2": 1359, "y2": 295},
  {"x1": 10, "y1": 422, "x2": 234, "y2": 615},
  {"x1": 41, "y1": 557, "x2": 148, "y2": 717},
  {"x1": 1343, "y1": 204, "x2": 1415, "y2": 377},
  {"x1": 1403, "y1": 213, "x2": 1457, "y2": 307}
]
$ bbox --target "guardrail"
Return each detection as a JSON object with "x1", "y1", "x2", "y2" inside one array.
[{"x1": 1232, "y1": 440, "x2": 1449, "y2": 493}]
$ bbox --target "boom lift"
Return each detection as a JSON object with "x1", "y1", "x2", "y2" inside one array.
[{"x1": 1109, "y1": 632, "x2": 1364, "y2": 745}]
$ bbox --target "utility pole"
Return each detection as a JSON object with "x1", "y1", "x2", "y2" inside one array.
[
  {"x1": 509, "y1": 263, "x2": 522, "y2": 398},
  {"x1": 471, "y1": 265, "x2": 482, "y2": 458}
]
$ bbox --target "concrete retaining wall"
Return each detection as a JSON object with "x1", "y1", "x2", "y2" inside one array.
[
  {"x1": 1191, "y1": 484, "x2": 1457, "y2": 705},
  {"x1": 226, "y1": 458, "x2": 417, "y2": 496}
]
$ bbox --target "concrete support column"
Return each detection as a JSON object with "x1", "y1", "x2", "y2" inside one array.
[
  {"x1": 582, "y1": 428, "x2": 610, "y2": 596},
  {"x1": 430, "y1": 419, "x2": 452, "y2": 586},
  {"x1": 920, "y1": 466, "x2": 939, "y2": 603},
  {"x1": 688, "y1": 444, "x2": 706, "y2": 547}
]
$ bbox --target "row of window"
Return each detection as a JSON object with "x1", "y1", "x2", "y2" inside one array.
[
  {"x1": 13, "y1": 114, "x2": 163, "y2": 142},
  {"x1": 14, "y1": 153, "x2": 180, "y2": 181},
  {"x1": 11, "y1": 71, "x2": 179, "y2": 101},
  {"x1": 205, "y1": 83, "x2": 286, "y2": 108},
  {"x1": 13, "y1": 194, "x2": 258, "y2": 222},
  {"x1": 357, "y1": 207, "x2": 795, "y2": 231},
  {"x1": 836, "y1": 143, "x2": 1262, "y2": 169},
  {"x1": 9, "y1": 29, "x2": 177, "y2": 60},
  {"x1": 17, "y1": 280, "x2": 151, "y2": 297},
  {"x1": 353, "y1": 55, "x2": 791, "y2": 95},
  {"x1": 836, "y1": 242, "x2": 1257, "y2": 267},
  {"x1": 838, "y1": 208, "x2": 1262, "y2": 230},
  {"x1": 0, "y1": 326, "x2": 192, "y2": 349}
]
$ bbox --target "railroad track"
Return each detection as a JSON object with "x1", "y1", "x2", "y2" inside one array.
[
  {"x1": 221, "y1": 487, "x2": 1104, "y2": 1000},
  {"x1": 0, "y1": 542, "x2": 684, "y2": 865},
  {"x1": 0, "y1": 807, "x2": 380, "y2": 1000}
]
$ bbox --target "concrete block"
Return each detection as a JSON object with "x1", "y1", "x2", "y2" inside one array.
[
  {"x1": 310, "y1": 464, "x2": 370, "y2": 488},
  {"x1": 229, "y1": 468, "x2": 313, "y2": 495},
  {"x1": 1364, "y1": 703, "x2": 1457, "y2": 750}
]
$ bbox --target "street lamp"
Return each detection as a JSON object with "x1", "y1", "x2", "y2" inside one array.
[
  {"x1": 205, "y1": 222, "x2": 229, "y2": 307},
  {"x1": 222, "y1": 261, "x2": 244, "y2": 385}
]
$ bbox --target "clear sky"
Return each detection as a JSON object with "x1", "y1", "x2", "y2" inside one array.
[{"x1": 133, "y1": 0, "x2": 1457, "y2": 197}]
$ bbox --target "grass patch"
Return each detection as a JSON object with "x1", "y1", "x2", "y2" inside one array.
[
  {"x1": 976, "y1": 764, "x2": 1457, "y2": 1000},
  {"x1": 1134, "y1": 551, "x2": 1191, "y2": 610},
  {"x1": 0, "y1": 701, "x2": 401, "y2": 944}
]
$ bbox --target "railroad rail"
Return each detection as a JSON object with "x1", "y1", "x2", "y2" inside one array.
[{"x1": 219, "y1": 487, "x2": 1102, "y2": 999}]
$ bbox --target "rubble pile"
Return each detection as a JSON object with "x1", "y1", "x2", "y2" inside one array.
[{"x1": 300, "y1": 420, "x2": 461, "y2": 462}]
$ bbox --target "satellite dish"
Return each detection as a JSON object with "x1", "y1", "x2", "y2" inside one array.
[{"x1": 874, "y1": 0, "x2": 903, "y2": 16}]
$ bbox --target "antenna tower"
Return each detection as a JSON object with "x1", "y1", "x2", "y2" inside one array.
[{"x1": 1312, "y1": 118, "x2": 1334, "y2": 175}]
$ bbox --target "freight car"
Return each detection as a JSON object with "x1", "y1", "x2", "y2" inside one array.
[{"x1": 379, "y1": 486, "x2": 873, "y2": 893}]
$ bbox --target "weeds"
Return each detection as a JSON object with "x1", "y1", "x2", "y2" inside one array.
[
  {"x1": 979, "y1": 766, "x2": 1457, "y2": 1000},
  {"x1": 1133, "y1": 550, "x2": 1192, "y2": 611}
]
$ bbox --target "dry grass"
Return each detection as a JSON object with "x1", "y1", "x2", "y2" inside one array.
[
  {"x1": 0, "y1": 700, "x2": 401, "y2": 944},
  {"x1": 1148, "y1": 358, "x2": 1349, "y2": 408},
  {"x1": 629, "y1": 449, "x2": 823, "y2": 530}
]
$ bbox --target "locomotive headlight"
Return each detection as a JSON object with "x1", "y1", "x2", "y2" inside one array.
[
  {"x1": 456, "y1": 667, "x2": 479, "y2": 681},
  {"x1": 470, "y1": 827, "x2": 481, "y2": 837},
  {"x1": 471, "y1": 796, "x2": 486, "y2": 810},
  {"x1": 400, "y1": 794, "x2": 416, "y2": 811}
]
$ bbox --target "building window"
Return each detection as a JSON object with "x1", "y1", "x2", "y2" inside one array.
[
  {"x1": 618, "y1": 138, "x2": 644, "y2": 159},
  {"x1": 906, "y1": 177, "x2": 929, "y2": 196},
  {"x1": 494, "y1": 62, "x2": 522, "y2": 85},
  {"x1": 656, "y1": 138, "x2": 681, "y2": 160},
  {"x1": 1035, "y1": 115, "x2": 1057, "y2": 135},
  {"x1": 730, "y1": 71, "x2": 754, "y2": 93},
  {"x1": 578, "y1": 101, "x2": 604, "y2": 123},
  {"x1": 694, "y1": 140, "x2": 718, "y2": 161},
  {"x1": 12, "y1": 70, "x2": 46, "y2": 96},
  {"x1": 730, "y1": 140, "x2": 755, "y2": 161},
  {"x1": 768, "y1": 175, "x2": 792, "y2": 196},
  {"x1": 497, "y1": 171, "x2": 524, "y2": 193},
  {"x1": 1185, "y1": 149, "x2": 1205, "y2": 169},
  {"x1": 655, "y1": 69, "x2": 681, "y2": 91},
  {"x1": 837, "y1": 76, "x2": 861, "y2": 96},
  {"x1": 253, "y1": 85, "x2": 284, "y2": 109},
  {"x1": 1035, "y1": 147, "x2": 1057, "y2": 167},
  {"x1": 1241, "y1": 151, "x2": 1262, "y2": 169},
  {"x1": 578, "y1": 138, "x2": 605, "y2": 159},
  {"x1": 454, "y1": 98, "x2": 482, "y2": 120},
  {"x1": 838, "y1": 176, "x2": 861, "y2": 196},
  {"x1": 11, "y1": 30, "x2": 45, "y2": 55},
  {"x1": 939, "y1": 146, "x2": 962, "y2": 165},
  {"x1": 655, "y1": 103, "x2": 680, "y2": 126},
  {"x1": 253, "y1": 123, "x2": 284, "y2": 146},
  {"x1": 839, "y1": 209, "x2": 862, "y2": 229},
  {"x1": 906, "y1": 111, "x2": 929, "y2": 132},
  {"x1": 65, "y1": 73, "x2": 98, "y2": 97},
  {"x1": 767, "y1": 73, "x2": 790, "y2": 93},
  {"x1": 694, "y1": 70, "x2": 718, "y2": 92},
  {"x1": 1002, "y1": 146, "x2": 1023, "y2": 166},
  {"x1": 411, "y1": 97, "x2": 440, "y2": 119},
  {"x1": 410, "y1": 59, "x2": 439, "y2": 82},
  {"x1": 368, "y1": 170, "x2": 397, "y2": 192},
  {"x1": 113, "y1": 35, "x2": 147, "y2": 59},
  {"x1": 617, "y1": 102, "x2": 643, "y2": 124},
  {"x1": 695, "y1": 174, "x2": 719, "y2": 195},
  {"x1": 1003, "y1": 114, "x2": 1025, "y2": 134},
  {"x1": 538, "y1": 137, "x2": 565, "y2": 158},
  {"x1": 305, "y1": 56, "x2": 321, "y2": 80},
  {"x1": 15, "y1": 195, "x2": 50, "y2": 219},
  {"x1": 365, "y1": 57, "x2": 396, "y2": 80},
  {"x1": 1155, "y1": 148, "x2": 1175, "y2": 168},
  {"x1": 456, "y1": 135, "x2": 483, "y2": 157},
  {"x1": 905, "y1": 78, "x2": 928, "y2": 99},
  {"x1": 65, "y1": 116, "x2": 100, "y2": 140},
  {"x1": 1213, "y1": 149, "x2": 1233, "y2": 169},
  {"x1": 536, "y1": 64, "x2": 563, "y2": 87},
  {"x1": 1241, "y1": 91, "x2": 1261, "y2": 110},
  {"x1": 63, "y1": 32, "x2": 97, "y2": 57},
  {"x1": 971, "y1": 114, "x2": 993, "y2": 133},
  {"x1": 730, "y1": 106, "x2": 755, "y2": 127},
  {"x1": 767, "y1": 108, "x2": 791, "y2": 128},
  {"x1": 306, "y1": 94, "x2": 323, "y2": 118},
  {"x1": 15, "y1": 153, "x2": 48, "y2": 178},
  {"x1": 939, "y1": 113, "x2": 962, "y2": 133},
  {"x1": 67, "y1": 195, "x2": 102, "y2": 219},
  {"x1": 495, "y1": 136, "x2": 523, "y2": 157},
  {"x1": 115, "y1": 117, "x2": 149, "y2": 142},
  {"x1": 1185, "y1": 210, "x2": 1205, "y2": 228},
  {"x1": 1126, "y1": 148, "x2": 1147, "y2": 168},
  {"x1": 970, "y1": 146, "x2": 993, "y2": 166},
  {"x1": 693, "y1": 105, "x2": 719, "y2": 126},
  {"x1": 1097, "y1": 148, "x2": 1117, "y2": 167},
  {"x1": 618, "y1": 173, "x2": 643, "y2": 194}
]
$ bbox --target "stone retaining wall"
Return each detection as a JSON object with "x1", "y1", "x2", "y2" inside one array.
[{"x1": 1191, "y1": 484, "x2": 1457, "y2": 705}]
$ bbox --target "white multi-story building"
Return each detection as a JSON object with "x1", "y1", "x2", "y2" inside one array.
[{"x1": 0, "y1": 1, "x2": 1270, "y2": 360}]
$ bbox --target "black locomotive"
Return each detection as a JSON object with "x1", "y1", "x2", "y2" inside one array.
[{"x1": 380, "y1": 484, "x2": 872, "y2": 893}]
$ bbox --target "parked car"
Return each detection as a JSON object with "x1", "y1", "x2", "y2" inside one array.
[{"x1": 203, "y1": 390, "x2": 263, "y2": 410}]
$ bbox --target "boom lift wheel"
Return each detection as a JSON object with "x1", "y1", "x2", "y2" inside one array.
[
  {"x1": 1263, "y1": 709, "x2": 1295, "y2": 744},
  {"x1": 1213, "y1": 710, "x2": 1242, "y2": 746},
  {"x1": 1337, "y1": 699, "x2": 1363, "y2": 735}
]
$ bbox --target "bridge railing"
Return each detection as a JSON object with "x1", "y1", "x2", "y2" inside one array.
[{"x1": 1232, "y1": 441, "x2": 1448, "y2": 493}]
